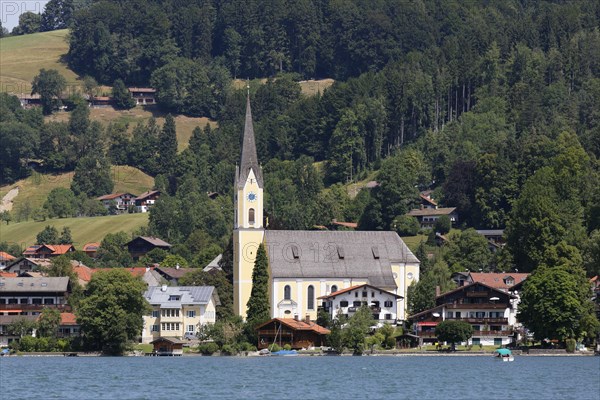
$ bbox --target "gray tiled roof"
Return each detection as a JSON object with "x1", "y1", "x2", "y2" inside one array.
[
  {"x1": 144, "y1": 286, "x2": 219, "y2": 308},
  {"x1": 0, "y1": 277, "x2": 70, "y2": 292},
  {"x1": 264, "y1": 230, "x2": 419, "y2": 288}
]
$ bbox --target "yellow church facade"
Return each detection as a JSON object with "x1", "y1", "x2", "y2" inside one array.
[{"x1": 233, "y1": 96, "x2": 420, "y2": 322}]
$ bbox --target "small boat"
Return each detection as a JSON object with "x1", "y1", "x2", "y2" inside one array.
[
  {"x1": 271, "y1": 349, "x2": 298, "y2": 356},
  {"x1": 494, "y1": 348, "x2": 514, "y2": 362}
]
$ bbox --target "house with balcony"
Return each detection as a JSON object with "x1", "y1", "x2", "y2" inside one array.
[
  {"x1": 407, "y1": 206, "x2": 458, "y2": 229},
  {"x1": 318, "y1": 284, "x2": 402, "y2": 323},
  {"x1": 0, "y1": 277, "x2": 72, "y2": 317},
  {"x1": 96, "y1": 193, "x2": 137, "y2": 213},
  {"x1": 0, "y1": 252, "x2": 16, "y2": 270},
  {"x1": 135, "y1": 190, "x2": 161, "y2": 213},
  {"x1": 141, "y1": 285, "x2": 220, "y2": 344},
  {"x1": 5, "y1": 257, "x2": 52, "y2": 275},
  {"x1": 410, "y1": 282, "x2": 518, "y2": 347},
  {"x1": 128, "y1": 87, "x2": 156, "y2": 105},
  {"x1": 22, "y1": 244, "x2": 75, "y2": 259},
  {"x1": 126, "y1": 236, "x2": 172, "y2": 261}
]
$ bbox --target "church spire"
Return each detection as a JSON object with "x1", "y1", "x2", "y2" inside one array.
[{"x1": 238, "y1": 93, "x2": 263, "y2": 188}]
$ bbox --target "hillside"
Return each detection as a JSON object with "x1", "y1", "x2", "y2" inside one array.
[
  {"x1": 0, "y1": 166, "x2": 154, "y2": 212},
  {"x1": 0, "y1": 213, "x2": 149, "y2": 248},
  {"x1": 0, "y1": 30, "x2": 79, "y2": 93},
  {"x1": 45, "y1": 108, "x2": 216, "y2": 152}
]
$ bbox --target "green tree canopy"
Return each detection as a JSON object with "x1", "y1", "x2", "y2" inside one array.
[
  {"x1": 31, "y1": 69, "x2": 67, "y2": 114},
  {"x1": 444, "y1": 229, "x2": 493, "y2": 273},
  {"x1": 43, "y1": 187, "x2": 78, "y2": 218},
  {"x1": 36, "y1": 225, "x2": 59, "y2": 244},
  {"x1": 77, "y1": 269, "x2": 150, "y2": 354},
  {"x1": 246, "y1": 243, "x2": 270, "y2": 325},
  {"x1": 435, "y1": 320, "x2": 473, "y2": 351},
  {"x1": 37, "y1": 308, "x2": 61, "y2": 338},
  {"x1": 178, "y1": 269, "x2": 233, "y2": 320},
  {"x1": 407, "y1": 260, "x2": 455, "y2": 315},
  {"x1": 393, "y1": 215, "x2": 420, "y2": 236},
  {"x1": 112, "y1": 79, "x2": 136, "y2": 109},
  {"x1": 434, "y1": 215, "x2": 451, "y2": 235}
]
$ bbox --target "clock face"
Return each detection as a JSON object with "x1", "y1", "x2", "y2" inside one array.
[{"x1": 247, "y1": 192, "x2": 257, "y2": 202}]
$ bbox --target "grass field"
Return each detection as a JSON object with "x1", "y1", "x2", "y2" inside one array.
[
  {"x1": 45, "y1": 107, "x2": 216, "y2": 151},
  {"x1": 0, "y1": 212, "x2": 149, "y2": 248},
  {"x1": 0, "y1": 166, "x2": 154, "y2": 212},
  {"x1": 0, "y1": 30, "x2": 80, "y2": 94}
]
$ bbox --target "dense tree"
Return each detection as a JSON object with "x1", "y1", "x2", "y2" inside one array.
[
  {"x1": 343, "y1": 306, "x2": 375, "y2": 355},
  {"x1": 31, "y1": 69, "x2": 67, "y2": 114},
  {"x1": 444, "y1": 229, "x2": 493, "y2": 273},
  {"x1": 434, "y1": 215, "x2": 451, "y2": 235},
  {"x1": 435, "y1": 320, "x2": 473, "y2": 351},
  {"x1": 59, "y1": 227, "x2": 73, "y2": 244},
  {"x1": 407, "y1": 260, "x2": 455, "y2": 315},
  {"x1": 43, "y1": 188, "x2": 78, "y2": 218},
  {"x1": 179, "y1": 269, "x2": 233, "y2": 320},
  {"x1": 37, "y1": 308, "x2": 61, "y2": 338},
  {"x1": 40, "y1": 0, "x2": 74, "y2": 31},
  {"x1": 112, "y1": 79, "x2": 136, "y2": 109},
  {"x1": 246, "y1": 243, "x2": 269, "y2": 324},
  {"x1": 393, "y1": 215, "x2": 420, "y2": 236},
  {"x1": 71, "y1": 153, "x2": 114, "y2": 198},
  {"x1": 518, "y1": 262, "x2": 599, "y2": 342},
  {"x1": 77, "y1": 269, "x2": 150, "y2": 354},
  {"x1": 36, "y1": 225, "x2": 59, "y2": 244},
  {"x1": 96, "y1": 232, "x2": 133, "y2": 267},
  {"x1": 0, "y1": 121, "x2": 39, "y2": 184},
  {"x1": 12, "y1": 12, "x2": 41, "y2": 35}
]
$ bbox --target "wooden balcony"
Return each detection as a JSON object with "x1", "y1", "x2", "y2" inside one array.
[
  {"x1": 444, "y1": 303, "x2": 508, "y2": 310},
  {"x1": 448, "y1": 317, "x2": 508, "y2": 324},
  {"x1": 472, "y1": 330, "x2": 512, "y2": 337},
  {"x1": 465, "y1": 291, "x2": 489, "y2": 297},
  {"x1": 0, "y1": 304, "x2": 71, "y2": 312}
]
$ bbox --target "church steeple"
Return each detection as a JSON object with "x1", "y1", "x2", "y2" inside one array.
[{"x1": 237, "y1": 95, "x2": 263, "y2": 188}]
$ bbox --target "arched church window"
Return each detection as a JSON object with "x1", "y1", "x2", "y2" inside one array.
[
  {"x1": 249, "y1": 208, "x2": 255, "y2": 225},
  {"x1": 307, "y1": 285, "x2": 315, "y2": 310},
  {"x1": 331, "y1": 285, "x2": 338, "y2": 294},
  {"x1": 284, "y1": 285, "x2": 291, "y2": 300}
]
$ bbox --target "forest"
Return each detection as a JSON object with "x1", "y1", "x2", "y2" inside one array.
[{"x1": 1, "y1": 0, "x2": 599, "y2": 293}]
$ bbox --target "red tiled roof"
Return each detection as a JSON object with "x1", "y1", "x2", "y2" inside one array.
[
  {"x1": 72, "y1": 262, "x2": 94, "y2": 283},
  {"x1": 469, "y1": 272, "x2": 529, "y2": 290},
  {"x1": 259, "y1": 318, "x2": 330, "y2": 335},
  {"x1": 135, "y1": 190, "x2": 160, "y2": 201},
  {"x1": 0, "y1": 271, "x2": 17, "y2": 277},
  {"x1": 83, "y1": 242, "x2": 100, "y2": 252},
  {"x1": 97, "y1": 193, "x2": 131, "y2": 201},
  {"x1": 318, "y1": 284, "x2": 401, "y2": 300},
  {"x1": 0, "y1": 251, "x2": 16, "y2": 261},
  {"x1": 60, "y1": 313, "x2": 78, "y2": 325},
  {"x1": 23, "y1": 244, "x2": 74, "y2": 256}
]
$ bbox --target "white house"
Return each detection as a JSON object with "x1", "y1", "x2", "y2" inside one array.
[
  {"x1": 318, "y1": 284, "x2": 402, "y2": 323},
  {"x1": 141, "y1": 285, "x2": 220, "y2": 344}
]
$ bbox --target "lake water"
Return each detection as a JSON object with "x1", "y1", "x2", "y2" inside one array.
[{"x1": 1, "y1": 355, "x2": 598, "y2": 400}]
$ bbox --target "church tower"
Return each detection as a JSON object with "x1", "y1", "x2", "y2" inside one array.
[{"x1": 233, "y1": 94, "x2": 265, "y2": 318}]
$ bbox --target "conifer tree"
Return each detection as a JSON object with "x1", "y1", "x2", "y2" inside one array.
[
  {"x1": 158, "y1": 114, "x2": 178, "y2": 176},
  {"x1": 246, "y1": 243, "x2": 270, "y2": 324}
]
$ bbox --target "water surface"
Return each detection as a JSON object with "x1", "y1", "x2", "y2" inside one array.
[{"x1": 1, "y1": 355, "x2": 598, "y2": 400}]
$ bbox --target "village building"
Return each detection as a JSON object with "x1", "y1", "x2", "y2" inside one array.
[
  {"x1": 406, "y1": 206, "x2": 458, "y2": 229},
  {"x1": 128, "y1": 87, "x2": 156, "y2": 105},
  {"x1": 203, "y1": 254, "x2": 222, "y2": 272},
  {"x1": 318, "y1": 284, "x2": 402, "y2": 323},
  {"x1": 0, "y1": 252, "x2": 16, "y2": 270},
  {"x1": 134, "y1": 190, "x2": 161, "y2": 213},
  {"x1": 410, "y1": 282, "x2": 519, "y2": 347},
  {"x1": 0, "y1": 314, "x2": 38, "y2": 346},
  {"x1": 96, "y1": 193, "x2": 137, "y2": 213},
  {"x1": 22, "y1": 244, "x2": 75, "y2": 259},
  {"x1": 233, "y1": 97, "x2": 420, "y2": 322},
  {"x1": 141, "y1": 285, "x2": 219, "y2": 344},
  {"x1": 125, "y1": 236, "x2": 171, "y2": 261},
  {"x1": 451, "y1": 271, "x2": 529, "y2": 292},
  {"x1": 82, "y1": 243, "x2": 100, "y2": 258},
  {"x1": 0, "y1": 277, "x2": 72, "y2": 317},
  {"x1": 90, "y1": 96, "x2": 112, "y2": 108},
  {"x1": 5, "y1": 257, "x2": 52, "y2": 275},
  {"x1": 153, "y1": 267, "x2": 189, "y2": 285},
  {"x1": 256, "y1": 317, "x2": 330, "y2": 350}
]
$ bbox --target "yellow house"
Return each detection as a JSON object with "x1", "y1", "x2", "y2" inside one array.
[
  {"x1": 142, "y1": 285, "x2": 220, "y2": 344},
  {"x1": 233, "y1": 96, "x2": 420, "y2": 322}
]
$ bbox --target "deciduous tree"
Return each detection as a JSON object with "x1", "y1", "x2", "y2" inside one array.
[
  {"x1": 31, "y1": 69, "x2": 66, "y2": 114},
  {"x1": 435, "y1": 320, "x2": 473, "y2": 351}
]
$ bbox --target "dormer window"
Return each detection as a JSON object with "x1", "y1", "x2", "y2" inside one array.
[
  {"x1": 337, "y1": 246, "x2": 345, "y2": 259},
  {"x1": 168, "y1": 295, "x2": 180, "y2": 301},
  {"x1": 291, "y1": 245, "x2": 299, "y2": 259}
]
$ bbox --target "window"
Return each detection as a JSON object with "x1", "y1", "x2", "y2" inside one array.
[
  {"x1": 284, "y1": 285, "x2": 291, "y2": 300},
  {"x1": 446, "y1": 312, "x2": 453, "y2": 318},
  {"x1": 472, "y1": 338, "x2": 481, "y2": 345},
  {"x1": 331, "y1": 285, "x2": 338, "y2": 293},
  {"x1": 494, "y1": 338, "x2": 502, "y2": 346},
  {"x1": 161, "y1": 309, "x2": 180, "y2": 318},
  {"x1": 473, "y1": 325, "x2": 480, "y2": 331},
  {"x1": 152, "y1": 310, "x2": 159, "y2": 318},
  {"x1": 340, "y1": 301, "x2": 349, "y2": 307},
  {"x1": 371, "y1": 291, "x2": 375, "y2": 298},
  {"x1": 151, "y1": 325, "x2": 159, "y2": 332},
  {"x1": 249, "y1": 208, "x2": 255, "y2": 225},
  {"x1": 32, "y1": 298, "x2": 42, "y2": 305},
  {"x1": 354, "y1": 292, "x2": 358, "y2": 298},
  {"x1": 19, "y1": 298, "x2": 28, "y2": 304},
  {"x1": 384, "y1": 301, "x2": 393, "y2": 308},
  {"x1": 187, "y1": 325, "x2": 195, "y2": 333},
  {"x1": 385, "y1": 314, "x2": 392, "y2": 320},
  {"x1": 455, "y1": 312, "x2": 461, "y2": 318},
  {"x1": 168, "y1": 295, "x2": 180, "y2": 301},
  {"x1": 362, "y1": 292, "x2": 368, "y2": 298},
  {"x1": 475, "y1": 312, "x2": 485, "y2": 318},
  {"x1": 469, "y1": 312, "x2": 476, "y2": 318},
  {"x1": 307, "y1": 285, "x2": 315, "y2": 310},
  {"x1": 187, "y1": 310, "x2": 196, "y2": 318},
  {"x1": 353, "y1": 301, "x2": 362, "y2": 307}
]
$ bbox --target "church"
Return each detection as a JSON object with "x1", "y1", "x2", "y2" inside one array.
[{"x1": 233, "y1": 96, "x2": 420, "y2": 322}]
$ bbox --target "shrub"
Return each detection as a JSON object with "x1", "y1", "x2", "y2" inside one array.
[
  {"x1": 269, "y1": 343, "x2": 282, "y2": 352},
  {"x1": 565, "y1": 338, "x2": 576, "y2": 353},
  {"x1": 220, "y1": 344, "x2": 237, "y2": 355},
  {"x1": 198, "y1": 342, "x2": 219, "y2": 355},
  {"x1": 394, "y1": 215, "x2": 420, "y2": 236},
  {"x1": 283, "y1": 344, "x2": 292, "y2": 351},
  {"x1": 237, "y1": 342, "x2": 257, "y2": 352}
]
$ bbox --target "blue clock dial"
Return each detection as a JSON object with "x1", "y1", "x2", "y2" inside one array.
[{"x1": 247, "y1": 192, "x2": 257, "y2": 202}]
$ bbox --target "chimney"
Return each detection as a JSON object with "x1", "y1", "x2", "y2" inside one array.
[
  {"x1": 305, "y1": 315, "x2": 311, "y2": 324},
  {"x1": 435, "y1": 286, "x2": 441, "y2": 297},
  {"x1": 161, "y1": 284, "x2": 167, "y2": 292},
  {"x1": 294, "y1": 314, "x2": 299, "y2": 321},
  {"x1": 145, "y1": 266, "x2": 150, "y2": 272}
]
